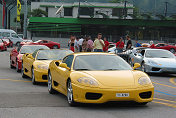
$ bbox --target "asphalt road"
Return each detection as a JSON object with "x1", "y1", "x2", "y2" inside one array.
[{"x1": 0, "y1": 48, "x2": 176, "y2": 118}]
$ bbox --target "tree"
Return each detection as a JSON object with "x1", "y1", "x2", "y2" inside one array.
[{"x1": 30, "y1": 8, "x2": 48, "y2": 17}]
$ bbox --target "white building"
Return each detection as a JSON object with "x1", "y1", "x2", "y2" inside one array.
[{"x1": 31, "y1": 2, "x2": 134, "y2": 19}]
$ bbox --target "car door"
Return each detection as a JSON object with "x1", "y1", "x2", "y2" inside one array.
[
  {"x1": 133, "y1": 50, "x2": 145, "y2": 64},
  {"x1": 58, "y1": 55, "x2": 74, "y2": 92}
]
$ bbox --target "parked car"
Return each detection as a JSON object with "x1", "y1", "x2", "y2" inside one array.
[
  {"x1": 23, "y1": 40, "x2": 60, "y2": 49},
  {"x1": 129, "y1": 49, "x2": 176, "y2": 73},
  {"x1": 47, "y1": 53, "x2": 154, "y2": 106},
  {"x1": 0, "y1": 29, "x2": 23, "y2": 46},
  {"x1": 10, "y1": 45, "x2": 49, "y2": 72},
  {"x1": 20, "y1": 39, "x2": 33, "y2": 46},
  {"x1": 2, "y1": 38, "x2": 13, "y2": 47},
  {"x1": 21, "y1": 49, "x2": 73, "y2": 84},
  {"x1": 0, "y1": 39, "x2": 7, "y2": 51},
  {"x1": 151, "y1": 43, "x2": 176, "y2": 53}
]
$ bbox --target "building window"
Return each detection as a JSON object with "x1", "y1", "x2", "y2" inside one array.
[
  {"x1": 64, "y1": 8, "x2": 73, "y2": 16},
  {"x1": 112, "y1": 8, "x2": 124, "y2": 17},
  {"x1": 80, "y1": 7, "x2": 94, "y2": 16}
]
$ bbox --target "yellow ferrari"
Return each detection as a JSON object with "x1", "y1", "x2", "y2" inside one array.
[
  {"x1": 48, "y1": 53, "x2": 154, "y2": 106},
  {"x1": 21, "y1": 49, "x2": 73, "y2": 84}
]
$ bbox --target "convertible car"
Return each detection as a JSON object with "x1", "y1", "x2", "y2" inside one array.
[
  {"x1": 47, "y1": 53, "x2": 154, "y2": 106},
  {"x1": 10, "y1": 45, "x2": 49, "y2": 72},
  {"x1": 0, "y1": 39, "x2": 7, "y2": 51},
  {"x1": 129, "y1": 49, "x2": 176, "y2": 73},
  {"x1": 21, "y1": 40, "x2": 60, "y2": 49},
  {"x1": 151, "y1": 43, "x2": 176, "y2": 53},
  {"x1": 21, "y1": 49, "x2": 73, "y2": 84},
  {"x1": 2, "y1": 38, "x2": 13, "y2": 47}
]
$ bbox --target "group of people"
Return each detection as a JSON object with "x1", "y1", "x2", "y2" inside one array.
[
  {"x1": 68, "y1": 33, "x2": 110, "y2": 52},
  {"x1": 68, "y1": 33, "x2": 134, "y2": 53}
]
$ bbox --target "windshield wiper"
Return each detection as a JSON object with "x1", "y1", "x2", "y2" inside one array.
[
  {"x1": 160, "y1": 57, "x2": 169, "y2": 58},
  {"x1": 104, "y1": 69, "x2": 119, "y2": 71},
  {"x1": 38, "y1": 59, "x2": 48, "y2": 60},
  {"x1": 75, "y1": 69, "x2": 91, "y2": 71}
]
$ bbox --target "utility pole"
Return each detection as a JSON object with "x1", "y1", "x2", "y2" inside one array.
[
  {"x1": 164, "y1": 2, "x2": 168, "y2": 17},
  {"x1": 78, "y1": 0, "x2": 81, "y2": 18},
  {"x1": 23, "y1": 0, "x2": 27, "y2": 39},
  {"x1": 123, "y1": 0, "x2": 127, "y2": 19}
]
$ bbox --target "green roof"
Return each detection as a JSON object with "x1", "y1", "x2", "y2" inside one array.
[{"x1": 29, "y1": 17, "x2": 176, "y2": 27}]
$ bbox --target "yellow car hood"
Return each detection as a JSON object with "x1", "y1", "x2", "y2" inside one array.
[
  {"x1": 34, "y1": 60, "x2": 52, "y2": 65},
  {"x1": 82, "y1": 70, "x2": 135, "y2": 87}
]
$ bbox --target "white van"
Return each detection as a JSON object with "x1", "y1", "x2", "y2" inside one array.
[{"x1": 0, "y1": 29, "x2": 23, "y2": 46}]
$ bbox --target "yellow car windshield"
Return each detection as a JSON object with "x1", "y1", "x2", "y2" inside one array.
[{"x1": 74, "y1": 55, "x2": 132, "y2": 71}]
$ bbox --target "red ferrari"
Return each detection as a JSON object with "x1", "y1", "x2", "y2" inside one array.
[
  {"x1": 2, "y1": 38, "x2": 13, "y2": 47},
  {"x1": 10, "y1": 45, "x2": 49, "y2": 72},
  {"x1": 150, "y1": 43, "x2": 176, "y2": 53},
  {"x1": 21, "y1": 40, "x2": 60, "y2": 49},
  {"x1": 0, "y1": 39, "x2": 7, "y2": 51}
]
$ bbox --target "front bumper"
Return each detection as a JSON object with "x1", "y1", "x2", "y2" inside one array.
[
  {"x1": 145, "y1": 64, "x2": 176, "y2": 73},
  {"x1": 72, "y1": 83, "x2": 154, "y2": 104},
  {"x1": 34, "y1": 69, "x2": 48, "y2": 82}
]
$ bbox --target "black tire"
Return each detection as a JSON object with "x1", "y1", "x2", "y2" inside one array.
[
  {"x1": 67, "y1": 79, "x2": 77, "y2": 106},
  {"x1": 53, "y1": 45, "x2": 58, "y2": 49},
  {"x1": 21, "y1": 62, "x2": 27, "y2": 78},
  {"x1": 141, "y1": 62, "x2": 146, "y2": 72},
  {"x1": 31, "y1": 67, "x2": 38, "y2": 85},
  {"x1": 136, "y1": 102, "x2": 148, "y2": 105},
  {"x1": 48, "y1": 71, "x2": 56, "y2": 94},
  {"x1": 16, "y1": 42, "x2": 20, "y2": 47},
  {"x1": 16, "y1": 61, "x2": 20, "y2": 72},
  {"x1": 170, "y1": 48, "x2": 175, "y2": 54}
]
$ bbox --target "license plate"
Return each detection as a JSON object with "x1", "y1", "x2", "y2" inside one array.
[{"x1": 116, "y1": 93, "x2": 129, "y2": 97}]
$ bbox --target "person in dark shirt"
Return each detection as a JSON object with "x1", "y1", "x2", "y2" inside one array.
[{"x1": 126, "y1": 36, "x2": 132, "y2": 50}]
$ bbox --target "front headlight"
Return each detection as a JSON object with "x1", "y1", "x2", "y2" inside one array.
[
  {"x1": 138, "y1": 77, "x2": 151, "y2": 85},
  {"x1": 37, "y1": 65, "x2": 49, "y2": 70},
  {"x1": 77, "y1": 77, "x2": 99, "y2": 86}
]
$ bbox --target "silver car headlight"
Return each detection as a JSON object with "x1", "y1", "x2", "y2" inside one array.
[
  {"x1": 77, "y1": 77, "x2": 99, "y2": 86},
  {"x1": 138, "y1": 77, "x2": 151, "y2": 85},
  {"x1": 37, "y1": 64, "x2": 49, "y2": 70}
]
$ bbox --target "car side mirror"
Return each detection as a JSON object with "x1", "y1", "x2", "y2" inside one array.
[
  {"x1": 133, "y1": 63, "x2": 141, "y2": 70},
  {"x1": 27, "y1": 54, "x2": 34, "y2": 60},
  {"x1": 59, "y1": 63, "x2": 70, "y2": 70}
]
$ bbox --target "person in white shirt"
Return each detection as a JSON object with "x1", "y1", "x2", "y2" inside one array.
[
  {"x1": 74, "y1": 37, "x2": 79, "y2": 52},
  {"x1": 78, "y1": 36, "x2": 84, "y2": 52}
]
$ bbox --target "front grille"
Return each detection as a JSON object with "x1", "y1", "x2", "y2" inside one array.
[
  {"x1": 152, "y1": 67, "x2": 160, "y2": 71},
  {"x1": 139, "y1": 91, "x2": 152, "y2": 99},
  {"x1": 42, "y1": 75, "x2": 48, "y2": 80},
  {"x1": 85, "y1": 93, "x2": 102, "y2": 100}
]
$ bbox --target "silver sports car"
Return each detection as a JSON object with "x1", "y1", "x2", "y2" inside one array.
[{"x1": 129, "y1": 49, "x2": 176, "y2": 73}]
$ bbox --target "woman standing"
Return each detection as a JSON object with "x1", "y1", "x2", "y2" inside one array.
[
  {"x1": 103, "y1": 37, "x2": 110, "y2": 52},
  {"x1": 70, "y1": 36, "x2": 75, "y2": 52},
  {"x1": 82, "y1": 37, "x2": 88, "y2": 52}
]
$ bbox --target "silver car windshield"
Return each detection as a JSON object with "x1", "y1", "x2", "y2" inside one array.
[
  {"x1": 20, "y1": 46, "x2": 49, "y2": 54},
  {"x1": 145, "y1": 50, "x2": 175, "y2": 58},
  {"x1": 74, "y1": 55, "x2": 132, "y2": 71},
  {"x1": 36, "y1": 50, "x2": 73, "y2": 60}
]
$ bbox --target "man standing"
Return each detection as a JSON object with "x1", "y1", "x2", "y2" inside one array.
[
  {"x1": 126, "y1": 36, "x2": 132, "y2": 50},
  {"x1": 103, "y1": 37, "x2": 110, "y2": 52},
  {"x1": 74, "y1": 37, "x2": 79, "y2": 52},
  {"x1": 116, "y1": 37, "x2": 124, "y2": 53},
  {"x1": 135, "y1": 40, "x2": 142, "y2": 47},
  {"x1": 93, "y1": 33, "x2": 105, "y2": 52},
  {"x1": 78, "y1": 35, "x2": 84, "y2": 52}
]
